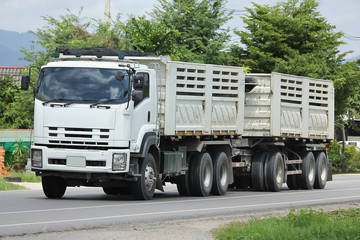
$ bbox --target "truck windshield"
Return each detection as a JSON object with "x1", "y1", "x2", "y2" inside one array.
[{"x1": 36, "y1": 67, "x2": 130, "y2": 104}]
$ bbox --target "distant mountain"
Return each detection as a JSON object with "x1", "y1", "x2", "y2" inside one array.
[{"x1": 0, "y1": 30, "x2": 36, "y2": 67}]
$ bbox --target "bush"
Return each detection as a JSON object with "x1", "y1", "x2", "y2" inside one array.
[{"x1": 328, "y1": 140, "x2": 360, "y2": 173}]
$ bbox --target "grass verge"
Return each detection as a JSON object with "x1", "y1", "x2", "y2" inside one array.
[
  {"x1": 213, "y1": 207, "x2": 360, "y2": 240},
  {"x1": 0, "y1": 177, "x2": 27, "y2": 191},
  {"x1": 9, "y1": 170, "x2": 41, "y2": 182}
]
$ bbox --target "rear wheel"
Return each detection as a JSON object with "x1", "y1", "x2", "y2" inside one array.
[
  {"x1": 189, "y1": 152, "x2": 213, "y2": 197},
  {"x1": 176, "y1": 153, "x2": 192, "y2": 196},
  {"x1": 251, "y1": 152, "x2": 268, "y2": 191},
  {"x1": 133, "y1": 153, "x2": 157, "y2": 200},
  {"x1": 211, "y1": 152, "x2": 229, "y2": 195},
  {"x1": 299, "y1": 152, "x2": 315, "y2": 190},
  {"x1": 264, "y1": 152, "x2": 284, "y2": 192},
  {"x1": 176, "y1": 172, "x2": 191, "y2": 196},
  {"x1": 314, "y1": 152, "x2": 328, "y2": 189},
  {"x1": 42, "y1": 176, "x2": 67, "y2": 199}
]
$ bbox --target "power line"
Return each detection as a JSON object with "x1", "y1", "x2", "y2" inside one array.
[{"x1": 343, "y1": 33, "x2": 360, "y2": 41}]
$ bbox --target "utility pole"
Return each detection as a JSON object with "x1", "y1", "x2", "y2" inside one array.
[{"x1": 105, "y1": 0, "x2": 111, "y2": 24}]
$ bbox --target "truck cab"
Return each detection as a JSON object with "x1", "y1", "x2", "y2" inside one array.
[{"x1": 24, "y1": 49, "x2": 160, "y2": 199}]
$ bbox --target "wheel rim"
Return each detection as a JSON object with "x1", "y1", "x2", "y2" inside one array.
[
  {"x1": 219, "y1": 162, "x2": 228, "y2": 187},
  {"x1": 275, "y1": 160, "x2": 283, "y2": 185},
  {"x1": 203, "y1": 161, "x2": 212, "y2": 188},
  {"x1": 320, "y1": 159, "x2": 327, "y2": 182},
  {"x1": 144, "y1": 163, "x2": 155, "y2": 191},
  {"x1": 308, "y1": 159, "x2": 315, "y2": 182}
]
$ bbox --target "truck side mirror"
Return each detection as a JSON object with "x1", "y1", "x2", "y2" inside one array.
[
  {"x1": 132, "y1": 90, "x2": 144, "y2": 102},
  {"x1": 133, "y1": 75, "x2": 144, "y2": 89},
  {"x1": 21, "y1": 75, "x2": 30, "y2": 90}
]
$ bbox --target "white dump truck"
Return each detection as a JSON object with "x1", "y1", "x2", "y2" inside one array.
[{"x1": 21, "y1": 48, "x2": 334, "y2": 200}]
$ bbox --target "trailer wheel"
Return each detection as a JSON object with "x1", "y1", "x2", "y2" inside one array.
[
  {"x1": 251, "y1": 152, "x2": 268, "y2": 191},
  {"x1": 42, "y1": 176, "x2": 67, "y2": 199},
  {"x1": 133, "y1": 153, "x2": 157, "y2": 200},
  {"x1": 264, "y1": 152, "x2": 284, "y2": 192},
  {"x1": 313, "y1": 152, "x2": 328, "y2": 189},
  {"x1": 211, "y1": 152, "x2": 229, "y2": 195},
  {"x1": 189, "y1": 152, "x2": 213, "y2": 197},
  {"x1": 299, "y1": 152, "x2": 315, "y2": 190}
]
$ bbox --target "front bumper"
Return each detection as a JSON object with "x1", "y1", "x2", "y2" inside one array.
[{"x1": 31, "y1": 145, "x2": 130, "y2": 173}]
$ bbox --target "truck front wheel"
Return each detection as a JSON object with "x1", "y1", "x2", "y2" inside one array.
[
  {"x1": 42, "y1": 176, "x2": 67, "y2": 199},
  {"x1": 133, "y1": 153, "x2": 157, "y2": 200}
]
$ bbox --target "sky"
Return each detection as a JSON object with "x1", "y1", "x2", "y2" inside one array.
[{"x1": 0, "y1": 0, "x2": 359, "y2": 59}]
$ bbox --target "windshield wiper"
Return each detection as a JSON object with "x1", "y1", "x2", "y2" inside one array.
[
  {"x1": 63, "y1": 99, "x2": 94, "y2": 107},
  {"x1": 90, "y1": 91, "x2": 129, "y2": 108},
  {"x1": 89, "y1": 98, "x2": 125, "y2": 108}
]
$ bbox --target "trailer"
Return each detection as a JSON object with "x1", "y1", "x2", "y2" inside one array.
[{"x1": 22, "y1": 48, "x2": 334, "y2": 200}]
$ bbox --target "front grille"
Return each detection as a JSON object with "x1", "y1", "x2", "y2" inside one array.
[{"x1": 47, "y1": 127, "x2": 111, "y2": 146}]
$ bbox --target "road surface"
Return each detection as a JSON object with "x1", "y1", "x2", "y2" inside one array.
[{"x1": 1, "y1": 174, "x2": 360, "y2": 238}]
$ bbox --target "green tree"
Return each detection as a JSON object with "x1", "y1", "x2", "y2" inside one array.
[
  {"x1": 236, "y1": 0, "x2": 345, "y2": 77},
  {"x1": 149, "y1": 0, "x2": 233, "y2": 64},
  {"x1": 0, "y1": 79, "x2": 34, "y2": 129},
  {"x1": 332, "y1": 61, "x2": 360, "y2": 118},
  {"x1": 11, "y1": 140, "x2": 30, "y2": 169},
  {"x1": 120, "y1": 16, "x2": 181, "y2": 57}
]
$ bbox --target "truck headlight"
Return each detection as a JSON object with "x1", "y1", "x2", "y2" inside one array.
[
  {"x1": 112, "y1": 153, "x2": 127, "y2": 171},
  {"x1": 31, "y1": 149, "x2": 43, "y2": 168}
]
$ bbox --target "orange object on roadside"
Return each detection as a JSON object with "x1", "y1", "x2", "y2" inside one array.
[{"x1": 0, "y1": 146, "x2": 11, "y2": 177}]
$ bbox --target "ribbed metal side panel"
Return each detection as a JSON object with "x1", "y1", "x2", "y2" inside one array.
[{"x1": 162, "y1": 61, "x2": 245, "y2": 136}]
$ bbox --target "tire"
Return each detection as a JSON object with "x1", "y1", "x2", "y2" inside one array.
[
  {"x1": 176, "y1": 173, "x2": 191, "y2": 196},
  {"x1": 313, "y1": 152, "x2": 328, "y2": 189},
  {"x1": 189, "y1": 152, "x2": 213, "y2": 197},
  {"x1": 251, "y1": 152, "x2": 267, "y2": 191},
  {"x1": 264, "y1": 152, "x2": 284, "y2": 192},
  {"x1": 132, "y1": 153, "x2": 157, "y2": 200},
  {"x1": 176, "y1": 153, "x2": 192, "y2": 196},
  {"x1": 299, "y1": 152, "x2": 316, "y2": 190},
  {"x1": 42, "y1": 176, "x2": 67, "y2": 199},
  {"x1": 211, "y1": 152, "x2": 229, "y2": 195},
  {"x1": 286, "y1": 175, "x2": 300, "y2": 190}
]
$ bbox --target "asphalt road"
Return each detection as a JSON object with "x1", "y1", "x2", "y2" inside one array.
[{"x1": 1, "y1": 174, "x2": 360, "y2": 238}]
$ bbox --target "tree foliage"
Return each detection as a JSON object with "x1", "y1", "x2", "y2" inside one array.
[
  {"x1": 0, "y1": 80, "x2": 34, "y2": 129},
  {"x1": 120, "y1": 16, "x2": 181, "y2": 56},
  {"x1": 236, "y1": 0, "x2": 345, "y2": 78},
  {"x1": 149, "y1": 0, "x2": 232, "y2": 64}
]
